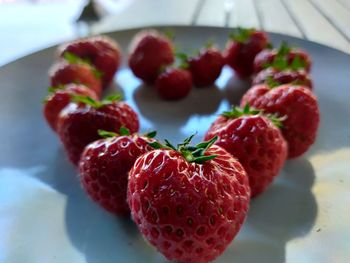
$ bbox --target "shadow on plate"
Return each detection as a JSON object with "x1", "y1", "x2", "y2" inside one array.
[
  {"x1": 44, "y1": 150, "x2": 165, "y2": 263},
  {"x1": 221, "y1": 158, "x2": 318, "y2": 263},
  {"x1": 222, "y1": 74, "x2": 251, "y2": 106},
  {"x1": 133, "y1": 83, "x2": 223, "y2": 140}
]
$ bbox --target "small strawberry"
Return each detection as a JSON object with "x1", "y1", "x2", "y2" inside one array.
[
  {"x1": 128, "y1": 30, "x2": 174, "y2": 84},
  {"x1": 252, "y1": 68, "x2": 312, "y2": 89},
  {"x1": 58, "y1": 36, "x2": 121, "y2": 87},
  {"x1": 187, "y1": 45, "x2": 224, "y2": 87},
  {"x1": 128, "y1": 135, "x2": 250, "y2": 263},
  {"x1": 57, "y1": 94, "x2": 139, "y2": 165},
  {"x1": 253, "y1": 42, "x2": 311, "y2": 74},
  {"x1": 43, "y1": 83, "x2": 98, "y2": 132},
  {"x1": 204, "y1": 105, "x2": 287, "y2": 197},
  {"x1": 155, "y1": 67, "x2": 192, "y2": 100},
  {"x1": 241, "y1": 84, "x2": 320, "y2": 158},
  {"x1": 224, "y1": 28, "x2": 269, "y2": 78},
  {"x1": 79, "y1": 128, "x2": 156, "y2": 215},
  {"x1": 49, "y1": 55, "x2": 102, "y2": 97}
]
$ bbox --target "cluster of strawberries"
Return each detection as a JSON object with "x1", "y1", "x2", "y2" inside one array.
[
  {"x1": 128, "y1": 29, "x2": 225, "y2": 100},
  {"x1": 42, "y1": 28, "x2": 320, "y2": 263}
]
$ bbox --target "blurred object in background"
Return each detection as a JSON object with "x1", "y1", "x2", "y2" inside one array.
[
  {"x1": 0, "y1": 0, "x2": 133, "y2": 65},
  {"x1": 0, "y1": 0, "x2": 349, "y2": 66}
]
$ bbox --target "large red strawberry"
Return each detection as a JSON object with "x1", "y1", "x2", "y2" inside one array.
[
  {"x1": 57, "y1": 94, "x2": 139, "y2": 165},
  {"x1": 187, "y1": 46, "x2": 224, "y2": 87},
  {"x1": 49, "y1": 56, "x2": 102, "y2": 97},
  {"x1": 79, "y1": 128, "x2": 156, "y2": 215},
  {"x1": 204, "y1": 105, "x2": 287, "y2": 197},
  {"x1": 224, "y1": 28, "x2": 269, "y2": 78},
  {"x1": 128, "y1": 30, "x2": 174, "y2": 84},
  {"x1": 58, "y1": 36, "x2": 121, "y2": 87},
  {"x1": 43, "y1": 84, "x2": 98, "y2": 132},
  {"x1": 252, "y1": 67, "x2": 312, "y2": 89},
  {"x1": 253, "y1": 42, "x2": 311, "y2": 74},
  {"x1": 155, "y1": 67, "x2": 192, "y2": 100},
  {"x1": 241, "y1": 84, "x2": 320, "y2": 158},
  {"x1": 128, "y1": 136, "x2": 250, "y2": 263}
]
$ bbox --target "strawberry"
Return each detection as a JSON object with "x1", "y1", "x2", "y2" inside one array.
[
  {"x1": 224, "y1": 28, "x2": 269, "y2": 78},
  {"x1": 58, "y1": 36, "x2": 121, "y2": 88},
  {"x1": 49, "y1": 55, "x2": 102, "y2": 97},
  {"x1": 241, "y1": 84, "x2": 320, "y2": 158},
  {"x1": 253, "y1": 42, "x2": 311, "y2": 74},
  {"x1": 155, "y1": 67, "x2": 192, "y2": 100},
  {"x1": 204, "y1": 105, "x2": 287, "y2": 197},
  {"x1": 128, "y1": 30, "x2": 174, "y2": 84},
  {"x1": 187, "y1": 46, "x2": 224, "y2": 87},
  {"x1": 252, "y1": 68, "x2": 312, "y2": 89},
  {"x1": 128, "y1": 135, "x2": 250, "y2": 263},
  {"x1": 57, "y1": 94, "x2": 139, "y2": 165},
  {"x1": 43, "y1": 84, "x2": 98, "y2": 132},
  {"x1": 79, "y1": 128, "x2": 156, "y2": 215}
]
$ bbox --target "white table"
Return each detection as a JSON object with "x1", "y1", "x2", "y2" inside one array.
[{"x1": 1, "y1": 0, "x2": 350, "y2": 66}]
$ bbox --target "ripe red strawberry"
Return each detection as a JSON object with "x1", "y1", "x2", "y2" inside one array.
[
  {"x1": 224, "y1": 28, "x2": 269, "y2": 78},
  {"x1": 58, "y1": 36, "x2": 121, "y2": 87},
  {"x1": 204, "y1": 105, "x2": 287, "y2": 197},
  {"x1": 79, "y1": 128, "x2": 156, "y2": 215},
  {"x1": 128, "y1": 136, "x2": 250, "y2": 263},
  {"x1": 43, "y1": 84, "x2": 98, "y2": 132},
  {"x1": 57, "y1": 95, "x2": 139, "y2": 165},
  {"x1": 128, "y1": 30, "x2": 174, "y2": 84},
  {"x1": 187, "y1": 46, "x2": 224, "y2": 87},
  {"x1": 252, "y1": 68, "x2": 312, "y2": 89},
  {"x1": 155, "y1": 68, "x2": 192, "y2": 100},
  {"x1": 241, "y1": 84, "x2": 320, "y2": 158},
  {"x1": 49, "y1": 57, "x2": 102, "y2": 97},
  {"x1": 253, "y1": 42, "x2": 311, "y2": 74}
]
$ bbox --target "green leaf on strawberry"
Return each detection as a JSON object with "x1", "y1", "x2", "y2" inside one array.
[
  {"x1": 222, "y1": 104, "x2": 285, "y2": 128},
  {"x1": 63, "y1": 52, "x2": 103, "y2": 79},
  {"x1": 229, "y1": 27, "x2": 256, "y2": 43},
  {"x1": 149, "y1": 135, "x2": 218, "y2": 164},
  {"x1": 71, "y1": 93, "x2": 122, "y2": 108}
]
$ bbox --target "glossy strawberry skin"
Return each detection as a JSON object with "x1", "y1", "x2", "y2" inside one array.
[
  {"x1": 128, "y1": 30, "x2": 174, "y2": 84},
  {"x1": 205, "y1": 115, "x2": 287, "y2": 197},
  {"x1": 79, "y1": 135, "x2": 154, "y2": 215},
  {"x1": 188, "y1": 48, "x2": 224, "y2": 87},
  {"x1": 49, "y1": 60, "x2": 102, "y2": 97},
  {"x1": 57, "y1": 102, "x2": 139, "y2": 165},
  {"x1": 128, "y1": 145, "x2": 250, "y2": 263},
  {"x1": 241, "y1": 84, "x2": 320, "y2": 158},
  {"x1": 224, "y1": 31, "x2": 268, "y2": 78},
  {"x1": 253, "y1": 48, "x2": 312, "y2": 74},
  {"x1": 252, "y1": 68, "x2": 313, "y2": 89},
  {"x1": 58, "y1": 36, "x2": 121, "y2": 88},
  {"x1": 155, "y1": 68, "x2": 192, "y2": 100},
  {"x1": 43, "y1": 84, "x2": 98, "y2": 132}
]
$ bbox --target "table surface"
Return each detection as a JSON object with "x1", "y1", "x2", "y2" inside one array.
[{"x1": 1, "y1": 0, "x2": 350, "y2": 66}]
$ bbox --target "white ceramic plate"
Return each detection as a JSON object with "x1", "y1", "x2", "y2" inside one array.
[{"x1": 0, "y1": 26, "x2": 349, "y2": 263}]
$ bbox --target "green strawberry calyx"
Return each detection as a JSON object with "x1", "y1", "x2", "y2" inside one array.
[
  {"x1": 71, "y1": 93, "x2": 122, "y2": 108},
  {"x1": 98, "y1": 128, "x2": 157, "y2": 139},
  {"x1": 63, "y1": 52, "x2": 103, "y2": 79},
  {"x1": 229, "y1": 27, "x2": 256, "y2": 43},
  {"x1": 175, "y1": 52, "x2": 190, "y2": 69},
  {"x1": 263, "y1": 42, "x2": 307, "y2": 71},
  {"x1": 149, "y1": 134, "x2": 218, "y2": 164},
  {"x1": 42, "y1": 85, "x2": 66, "y2": 103},
  {"x1": 98, "y1": 126, "x2": 130, "y2": 138},
  {"x1": 222, "y1": 104, "x2": 285, "y2": 128}
]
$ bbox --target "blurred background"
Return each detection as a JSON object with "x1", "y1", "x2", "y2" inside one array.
[{"x1": 0, "y1": 0, "x2": 349, "y2": 65}]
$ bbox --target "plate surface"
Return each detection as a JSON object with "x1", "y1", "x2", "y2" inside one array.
[{"x1": 0, "y1": 26, "x2": 350, "y2": 263}]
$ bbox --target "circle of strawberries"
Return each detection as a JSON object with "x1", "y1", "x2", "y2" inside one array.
[{"x1": 42, "y1": 27, "x2": 320, "y2": 263}]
